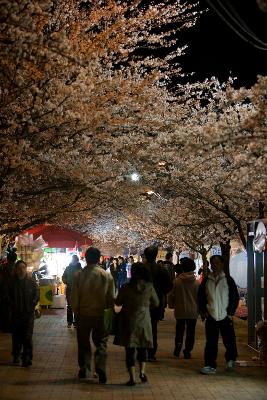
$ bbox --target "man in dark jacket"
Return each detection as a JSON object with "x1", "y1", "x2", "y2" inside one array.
[
  {"x1": 198, "y1": 255, "x2": 239, "y2": 374},
  {"x1": 62, "y1": 255, "x2": 82, "y2": 327},
  {"x1": 117, "y1": 256, "x2": 127, "y2": 289},
  {"x1": 163, "y1": 252, "x2": 176, "y2": 281},
  {"x1": 143, "y1": 246, "x2": 173, "y2": 361},
  {"x1": 9, "y1": 260, "x2": 39, "y2": 367},
  {"x1": 0, "y1": 249, "x2": 17, "y2": 332}
]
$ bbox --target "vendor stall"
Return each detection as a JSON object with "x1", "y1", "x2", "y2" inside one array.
[
  {"x1": 39, "y1": 278, "x2": 54, "y2": 307},
  {"x1": 21, "y1": 224, "x2": 92, "y2": 308}
]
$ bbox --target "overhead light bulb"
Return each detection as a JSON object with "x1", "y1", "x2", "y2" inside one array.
[
  {"x1": 116, "y1": 225, "x2": 120, "y2": 230},
  {"x1": 130, "y1": 173, "x2": 139, "y2": 181}
]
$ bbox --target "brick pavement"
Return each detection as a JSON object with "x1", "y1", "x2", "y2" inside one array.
[{"x1": 0, "y1": 308, "x2": 266, "y2": 400}]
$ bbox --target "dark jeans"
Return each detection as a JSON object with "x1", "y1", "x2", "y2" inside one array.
[
  {"x1": 76, "y1": 315, "x2": 108, "y2": 373},
  {"x1": 175, "y1": 318, "x2": 197, "y2": 355},
  {"x1": 117, "y1": 274, "x2": 127, "y2": 289},
  {"x1": 125, "y1": 347, "x2": 147, "y2": 368},
  {"x1": 11, "y1": 314, "x2": 34, "y2": 362},
  {"x1": 147, "y1": 312, "x2": 159, "y2": 359},
  {"x1": 66, "y1": 286, "x2": 74, "y2": 325},
  {"x1": 204, "y1": 316, "x2": 238, "y2": 368}
]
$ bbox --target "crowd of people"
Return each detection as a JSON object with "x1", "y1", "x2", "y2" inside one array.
[{"x1": 0, "y1": 245, "x2": 240, "y2": 385}]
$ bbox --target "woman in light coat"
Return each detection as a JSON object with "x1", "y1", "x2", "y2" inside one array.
[{"x1": 114, "y1": 262, "x2": 159, "y2": 386}]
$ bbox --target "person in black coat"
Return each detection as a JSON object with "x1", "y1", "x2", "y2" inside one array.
[
  {"x1": 117, "y1": 256, "x2": 127, "y2": 289},
  {"x1": 62, "y1": 255, "x2": 82, "y2": 327},
  {"x1": 109, "y1": 257, "x2": 118, "y2": 291},
  {"x1": 9, "y1": 260, "x2": 39, "y2": 367},
  {"x1": 163, "y1": 252, "x2": 176, "y2": 281},
  {"x1": 143, "y1": 246, "x2": 173, "y2": 361},
  {"x1": 0, "y1": 248, "x2": 17, "y2": 332}
]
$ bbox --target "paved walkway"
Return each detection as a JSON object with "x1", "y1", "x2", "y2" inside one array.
[{"x1": 0, "y1": 308, "x2": 266, "y2": 400}]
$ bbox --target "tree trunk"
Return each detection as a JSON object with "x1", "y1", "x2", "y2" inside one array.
[
  {"x1": 220, "y1": 240, "x2": 231, "y2": 275},
  {"x1": 200, "y1": 247, "x2": 209, "y2": 278}
]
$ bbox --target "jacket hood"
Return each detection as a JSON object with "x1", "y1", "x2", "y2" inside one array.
[
  {"x1": 208, "y1": 271, "x2": 226, "y2": 282},
  {"x1": 179, "y1": 271, "x2": 196, "y2": 282}
]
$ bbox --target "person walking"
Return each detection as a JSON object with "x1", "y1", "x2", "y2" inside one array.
[
  {"x1": 0, "y1": 248, "x2": 17, "y2": 332},
  {"x1": 71, "y1": 247, "x2": 115, "y2": 383},
  {"x1": 143, "y1": 246, "x2": 173, "y2": 361},
  {"x1": 109, "y1": 257, "x2": 119, "y2": 292},
  {"x1": 198, "y1": 255, "x2": 239, "y2": 374},
  {"x1": 168, "y1": 257, "x2": 199, "y2": 359},
  {"x1": 114, "y1": 262, "x2": 159, "y2": 386},
  {"x1": 117, "y1": 256, "x2": 127, "y2": 289},
  {"x1": 163, "y1": 252, "x2": 176, "y2": 281},
  {"x1": 126, "y1": 255, "x2": 134, "y2": 281},
  {"x1": 99, "y1": 255, "x2": 107, "y2": 270},
  {"x1": 9, "y1": 260, "x2": 39, "y2": 367},
  {"x1": 62, "y1": 254, "x2": 82, "y2": 328}
]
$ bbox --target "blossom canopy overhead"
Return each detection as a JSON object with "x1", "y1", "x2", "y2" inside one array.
[{"x1": 0, "y1": 0, "x2": 266, "y2": 253}]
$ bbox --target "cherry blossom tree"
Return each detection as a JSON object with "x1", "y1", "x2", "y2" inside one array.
[
  {"x1": 0, "y1": 0, "x2": 198, "y2": 233},
  {"x1": 0, "y1": 0, "x2": 266, "y2": 265}
]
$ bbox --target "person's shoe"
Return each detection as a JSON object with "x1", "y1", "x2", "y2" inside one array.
[
  {"x1": 78, "y1": 368, "x2": 87, "y2": 379},
  {"x1": 13, "y1": 357, "x2": 20, "y2": 364},
  {"x1": 183, "y1": 350, "x2": 191, "y2": 359},
  {"x1": 147, "y1": 355, "x2": 156, "y2": 362},
  {"x1": 139, "y1": 373, "x2": 148, "y2": 383},
  {"x1": 173, "y1": 348, "x2": 180, "y2": 358},
  {"x1": 126, "y1": 379, "x2": 136, "y2": 386},
  {"x1": 200, "y1": 366, "x2": 216, "y2": 375},
  {"x1": 73, "y1": 322, "x2": 77, "y2": 328},
  {"x1": 96, "y1": 368, "x2": 107, "y2": 384},
  {"x1": 226, "y1": 360, "x2": 235, "y2": 371},
  {"x1": 21, "y1": 359, "x2": 32, "y2": 367},
  {"x1": 67, "y1": 323, "x2": 72, "y2": 328}
]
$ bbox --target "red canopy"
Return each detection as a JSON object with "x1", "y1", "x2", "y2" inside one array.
[{"x1": 24, "y1": 224, "x2": 92, "y2": 248}]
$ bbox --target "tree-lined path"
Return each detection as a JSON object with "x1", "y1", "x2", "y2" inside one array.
[{"x1": 0, "y1": 309, "x2": 266, "y2": 400}]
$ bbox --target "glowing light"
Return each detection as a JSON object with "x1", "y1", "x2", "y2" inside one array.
[
  {"x1": 130, "y1": 173, "x2": 140, "y2": 181},
  {"x1": 147, "y1": 190, "x2": 154, "y2": 195},
  {"x1": 116, "y1": 225, "x2": 120, "y2": 230}
]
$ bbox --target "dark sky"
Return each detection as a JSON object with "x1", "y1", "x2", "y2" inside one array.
[{"x1": 180, "y1": 0, "x2": 267, "y2": 87}]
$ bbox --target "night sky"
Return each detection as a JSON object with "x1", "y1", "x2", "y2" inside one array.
[{"x1": 180, "y1": 0, "x2": 267, "y2": 87}]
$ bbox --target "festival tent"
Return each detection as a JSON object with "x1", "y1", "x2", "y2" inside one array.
[
  {"x1": 17, "y1": 225, "x2": 92, "y2": 307},
  {"x1": 23, "y1": 224, "x2": 92, "y2": 248}
]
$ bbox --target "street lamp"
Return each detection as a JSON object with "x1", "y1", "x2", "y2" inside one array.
[{"x1": 130, "y1": 172, "x2": 140, "y2": 181}]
